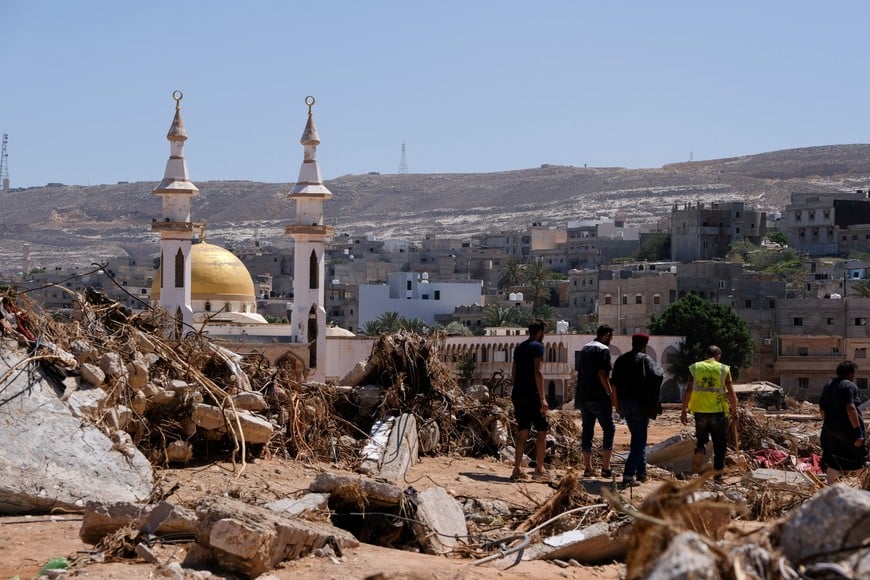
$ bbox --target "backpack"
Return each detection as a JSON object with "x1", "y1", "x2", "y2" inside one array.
[{"x1": 641, "y1": 355, "x2": 664, "y2": 419}]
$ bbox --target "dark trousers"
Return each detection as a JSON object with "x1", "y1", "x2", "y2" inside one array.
[
  {"x1": 693, "y1": 412, "x2": 728, "y2": 470},
  {"x1": 619, "y1": 399, "x2": 649, "y2": 479}
]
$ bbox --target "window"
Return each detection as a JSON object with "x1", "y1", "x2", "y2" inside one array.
[
  {"x1": 856, "y1": 347, "x2": 868, "y2": 359},
  {"x1": 795, "y1": 212, "x2": 801, "y2": 221},
  {"x1": 635, "y1": 294, "x2": 642, "y2": 304},
  {"x1": 434, "y1": 290, "x2": 441, "y2": 300},
  {"x1": 718, "y1": 280, "x2": 726, "y2": 289},
  {"x1": 605, "y1": 295, "x2": 612, "y2": 305},
  {"x1": 798, "y1": 378, "x2": 809, "y2": 389},
  {"x1": 856, "y1": 318, "x2": 867, "y2": 327},
  {"x1": 653, "y1": 294, "x2": 661, "y2": 305},
  {"x1": 793, "y1": 317, "x2": 803, "y2": 326},
  {"x1": 174, "y1": 249, "x2": 184, "y2": 288},
  {"x1": 622, "y1": 295, "x2": 628, "y2": 305},
  {"x1": 827, "y1": 318, "x2": 834, "y2": 325},
  {"x1": 832, "y1": 346, "x2": 840, "y2": 355},
  {"x1": 745, "y1": 299, "x2": 752, "y2": 308},
  {"x1": 406, "y1": 281, "x2": 412, "y2": 291},
  {"x1": 797, "y1": 347, "x2": 809, "y2": 356},
  {"x1": 768, "y1": 299, "x2": 775, "y2": 308},
  {"x1": 858, "y1": 378, "x2": 868, "y2": 390}
]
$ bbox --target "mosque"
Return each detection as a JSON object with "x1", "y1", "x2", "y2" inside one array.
[{"x1": 149, "y1": 92, "x2": 349, "y2": 383}]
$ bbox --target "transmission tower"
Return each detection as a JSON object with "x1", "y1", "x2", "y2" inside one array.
[
  {"x1": 398, "y1": 141, "x2": 408, "y2": 174},
  {"x1": 0, "y1": 134, "x2": 8, "y2": 192}
]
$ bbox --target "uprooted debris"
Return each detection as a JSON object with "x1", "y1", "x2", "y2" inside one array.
[{"x1": 3, "y1": 287, "x2": 870, "y2": 578}]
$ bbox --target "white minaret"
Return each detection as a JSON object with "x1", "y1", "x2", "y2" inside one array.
[
  {"x1": 152, "y1": 91, "x2": 200, "y2": 337},
  {"x1": 285, "y1": 96, "x2": 333, "y2": 380}
]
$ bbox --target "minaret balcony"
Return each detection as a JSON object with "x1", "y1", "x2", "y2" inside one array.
[
  {"x1": 152, "y1": 221, "x2": 196, "y2": 233},
  {"x1": 285, "y1": 224, "x2": 334, "y2": 236}
]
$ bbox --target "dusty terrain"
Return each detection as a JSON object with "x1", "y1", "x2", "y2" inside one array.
[{"x1": 0, "y1": 411, "x2": 759, "y2": 580}]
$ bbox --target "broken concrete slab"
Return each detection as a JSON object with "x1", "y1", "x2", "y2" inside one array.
[
  {"x1": 741, "y1": 468, "x2": 814, "y2": 492},
  {"x1": 187, "y1": 495, "x2": 359, "y2": 578},
  {"x1": 263, "y1": 493, "x2": 329, "y2": 517},
  {"x1": 647, "y1": 433, "x2": 710, "y2": 473},
  {"x1": 780, "y1": 483, "x2": 870, "y2": 565},
  {"x1": 80, "y1": 500, "x2": 197, "y2": 544},
  {"x1": 0, "y1": 345, "x2": 153, "y2": 515},
  {"x1": 646, "y1": 531, "x2": 720, "y2": 579},
  {"x1": 309, "y1": 472, "x2": 404, "y2": 507},
  {"x1": 411, "y1": 486, "x2": 467, "y2": 555},
  {"x1": 359, "y1": 417, "x2": 395, "y2": 475},
  {"x1": 378, "y1": 413, "x2": 419, "y2": 481},
  {"x1": 522, "y1": 521, "x2": 630, "y2": 563}
]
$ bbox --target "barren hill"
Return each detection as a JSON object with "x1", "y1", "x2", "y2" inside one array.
[{"x1": 2, "y1": 144, "x2": 870, "y2": 272}]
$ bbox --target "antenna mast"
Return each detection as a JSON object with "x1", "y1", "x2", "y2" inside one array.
[
  {"x1": 398, "y1": 141, "x2": 408, "y2": 174},
  {"x1": 0, "y1": 134, "x2": 8, "y2": 191}
]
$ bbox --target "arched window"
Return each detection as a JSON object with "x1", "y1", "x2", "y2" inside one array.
[
  {"x1": 174, "y1": 248, "x2": 184, "y2": 288},
  {"x1": 309, "y1": 250, "x2": 319, "y2": 289},
  {"x1": 205, "y1": 301, "x2": 211, "y2": 312}
]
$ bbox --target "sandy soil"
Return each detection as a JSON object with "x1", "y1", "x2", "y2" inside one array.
[{"x1": 0, "y1": 411, "x2": 708, "y2": 579}]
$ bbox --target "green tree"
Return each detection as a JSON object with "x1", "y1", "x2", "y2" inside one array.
[
  {"x1": 635, "y1": 233, "x2": 671, "y2": 261},
  {"x1": 648, "y1": 293, "x2": 754, "y2": 383},
  {"x1": 852, "y1": 280, "x2": 870, "y2": 298},
  {"x1": 443, "y1": 321, "x2": 472, "y2": 336},
  {"x1": 374, "y1": 311, "x2": 404, "y2": 333},
  {"x1": 767, "y1": 230, "x2": 788, "y2": 246},
  {"x1": 524, "y1": 260, "x2": 552, "y2": 313},
  {"x1": 483, "y1": 304, "x2": 522, "y2": 327},
  {"x1": 497, "y1": 259, "x2": 525, "y2": 292}
]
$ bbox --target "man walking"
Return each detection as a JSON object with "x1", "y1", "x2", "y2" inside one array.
[
  {"x1": 611, "y1": 333, "x2": 663, "y2": 487},
  {"x1": 680, "y1": 345, "x2": 738, "y2": 478},
  {"x1": 510, "y1": 319, "x2": 549, "y2": 481},
  {"x1": 819, "y1": 360, "x2": 867, "y2": 484},
  {"x1": 575, "y1": 325, "x2": 617, "y2": 478}
]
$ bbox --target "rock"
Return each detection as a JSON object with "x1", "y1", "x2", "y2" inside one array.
[
  {"x1": 339, "y1": 360, "x2": 369, "y2": 387},
  {"x1": 70, "y1": 339, "x2": 96, "y2": 365},
  {"x1": 127, "y1": 356, "x2": 150, "y2": 391},
  {"x1": 232, "y1": 391, "x2": 267, "y2": 412},
  {"x1": 465, "y1": 384, "x2": 490, "y2": 402},
  {"x1": 65, "y1": 387, "x2": 107, "y2": 420},
  {"x1": 186, "y1": 496, "x2": 359, "y2": 578},
  {"x1": 779, "y1": 484, "x2": 870, "y2": 565},
  {"x1": 647, "y1": 531, "x2": 721, "y2": 579},
  {"x1": 412, "y1": 486, "x2": 468, "y2": 554},
  {"x1": 263, "y1": 493, "x2": 329, "y2": 517},
  {"x1": 0, "y1": 345, "x2": 153, "y2": 515},
  {"x1": 166, "y1": 440, "x2": 193, "y2": 464},
  {"x1": 80, "y1": 362, "x2": 106, "y2": 388},
  {"x1": 647, "y1": 433, "x2": 709, "y2": 473},
  {"x1": 98, "y1": 352, "x2": 128, "y2": 381},
  {"x1": 741, "y1": 468, "x2": 815, "y2": 492}
]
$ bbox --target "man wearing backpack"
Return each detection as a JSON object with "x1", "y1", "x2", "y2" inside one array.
[{"x1": 611, "y1": 333, "x2": 663, "y2": 488}]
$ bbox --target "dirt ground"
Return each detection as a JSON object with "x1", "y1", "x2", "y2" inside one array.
[{"x1": 0, "y1": 410, "x2": 753, "y2": 579}]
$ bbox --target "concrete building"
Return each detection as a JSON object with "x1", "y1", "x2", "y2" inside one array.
[
  {"x1": 783, "y1": 191, "x2": 868, "y2": 256},
  {"x1": 671, "y1": 201, "x2": 766, "y2": 263},
  {"x1": 358, "y1": 271, "x2": 482, "y2": 328}
]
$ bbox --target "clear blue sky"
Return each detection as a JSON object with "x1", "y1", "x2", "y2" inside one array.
[{"x1": 3, "y1": 1, "x2": 870, "y2": 188}]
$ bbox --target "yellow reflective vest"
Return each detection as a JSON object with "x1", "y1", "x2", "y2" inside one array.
[{"x1": 688, "y1": 359, "x2": 730, "y2": 414}]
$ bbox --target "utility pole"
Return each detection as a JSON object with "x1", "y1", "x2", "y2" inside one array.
[
  {"x1": 398, "y1": 142, "x2": 408, "y2": 174},
  {"x1": 0, "y1": 134, "x2": 9, "y2": 191}
]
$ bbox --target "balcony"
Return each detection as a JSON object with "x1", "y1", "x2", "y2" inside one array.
[{"x1": 285, "y1": 224, "x2": 335, "y2": 236}]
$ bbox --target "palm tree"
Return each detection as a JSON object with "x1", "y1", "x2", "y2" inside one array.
[
  {"x1": 375, "y1": 311, "x2": 404, "y2": 333},
  {"x1": 497, "y1": 259, "x2": 525, "y2": 292},
  {"x1": 483, "y1": 304, "x2": 520, "y2": 327},
  {"x1": 444, "y1": 321, "x2": 472, "y2": 336},
  {"x1": 524, "y1": 260, "x2": 552, "y2": 312}
]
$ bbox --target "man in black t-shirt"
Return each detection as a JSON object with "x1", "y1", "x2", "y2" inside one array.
[
  {"x1": 574, "y1": 325, "x2": 616, "y2": 478},
  {"x1": 510, "y1": 320, "x2": 549, "y2": 481}
]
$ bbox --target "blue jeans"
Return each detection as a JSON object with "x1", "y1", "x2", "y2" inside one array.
[
  {"x1": 578, "y1": 400, "x2": 615, "y2": 452},
  {"x1": 694, "y1": 412, "x2": 728, "y2": 470},
  {"x1": 619, "y1": 399, "x2": 649, "y2": 479}
]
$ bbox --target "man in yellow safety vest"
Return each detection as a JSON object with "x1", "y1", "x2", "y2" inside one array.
[{"x1": 680, "y1": 345, "x2": 738, "y2": 479}]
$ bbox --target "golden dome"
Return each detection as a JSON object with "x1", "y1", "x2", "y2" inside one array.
[{"x1": 151, "y1": 242, "x2": 256, "y2": 302}]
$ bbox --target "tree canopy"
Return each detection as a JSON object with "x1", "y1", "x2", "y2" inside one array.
[{"x1": 648, "y1": 293, "x2": 754, "y2": 383}]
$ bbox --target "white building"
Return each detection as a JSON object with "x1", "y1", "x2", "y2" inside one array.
[{"x1": 358, "y1": 271, "x2": 482, "y2": 328}]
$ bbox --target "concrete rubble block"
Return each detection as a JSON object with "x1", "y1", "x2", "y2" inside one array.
[
  {"x1": 359, "y1": 417, "x2": 395, "y2": 475},
  {"x1": 226, "y1": 411, "x2": 274, "y2": 444},
  {"x1": 187, "y1": 496, "x2": 359, "y2": 578},
  {"x1": 647, "y1": 531, "x2": 721, "y2": 580},
  {"x1": 130, "y1": 390, "x2": 147, "y2": 415},
  {"x1": 169, "y1": 379, "x2": 194, "y2": 395},
  {"x1": 523, "y1": 521, "x2": 631, "y2": 563},
  {"x1": 465, "y1": 384, "x2": 490, "y2": 402},
  {"x1": 264, "y1": 493, "x2": 330, "y2": 517},
  {"x1": 378, "y1": 413, "x2": 419, "y2": 482},
  {"x1": 98, "y1": 352, "x2": 128, "y2": 380},
  {"x1": 126, "y1": 357, "x2": 150, "y2": 391},
  {"x1": 80, "y1": 362, "x2": 106, "y2": 388},
  {"x1": 411, "y1": 486, "x2": 468, "y2": 554},
  {"x1": 0, "y1": 346, "x2": 153, "y2": 515},
  {"x1": 232, "y1": 391, "x2": 268, "y2": 412},
  {"x1": 191, "y1": 403, "x2": 226, "y2": 430},
  {"x1": 141, "y1": 382, "x2": 161, "y2": 399},
  {"x1": 779, "y1": 483, "x2": 870, "y2": 565},
  {"x1": 70, "y1": 339, "x2": 97, "y2": 365},
  {"x1": 339, "y1": 360, "x2": 368, "y2": 387},
  {"x1": 150, "y1": 389, "x2": 177, "y2": 407},
  {"x1": 647, "y1": 432, "x2": 711, "y2": 473},
  {"x1": 80, "y1": 500, "x2": 198, "y2": 544},
  {"x1": 310, "y1": 472, "x2": 404, "y2": 507},
  {"x1": 741, "y1": 468, "x2": 815, "y2": 492}
]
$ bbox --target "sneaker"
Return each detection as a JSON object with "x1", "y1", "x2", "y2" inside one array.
[
  {"x1": 619, "y1": 478, "x2": 640, "y2": 488},
  {"x1": 510, "y1": 470, "x2": 530, "y2": 481},
  {"x1": 636, "y1": 474, "x2": 648, "y2": 483}
]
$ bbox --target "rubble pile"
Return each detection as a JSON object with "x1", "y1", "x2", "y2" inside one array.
[{"x1": 2, "y1": 288, "x2": 869, "y2": 579}]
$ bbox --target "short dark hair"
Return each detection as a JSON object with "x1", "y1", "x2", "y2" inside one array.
[
  {"x1": 706, "y1": 345, "x2": 722, "y2": 358},
  {"x1": 528, "y1": 319, "x2": 546, "y2": 336},
  {"x1": 836, "y1": 360, "x2": 858, "y2": 378},
  {"x1": 596, "y1": 325, "x2": 613, "y2": 339}
]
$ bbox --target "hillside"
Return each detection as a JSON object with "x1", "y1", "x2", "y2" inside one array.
[{"x1": 2, "y1": 144, "x2": 870, "y2": 272}]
